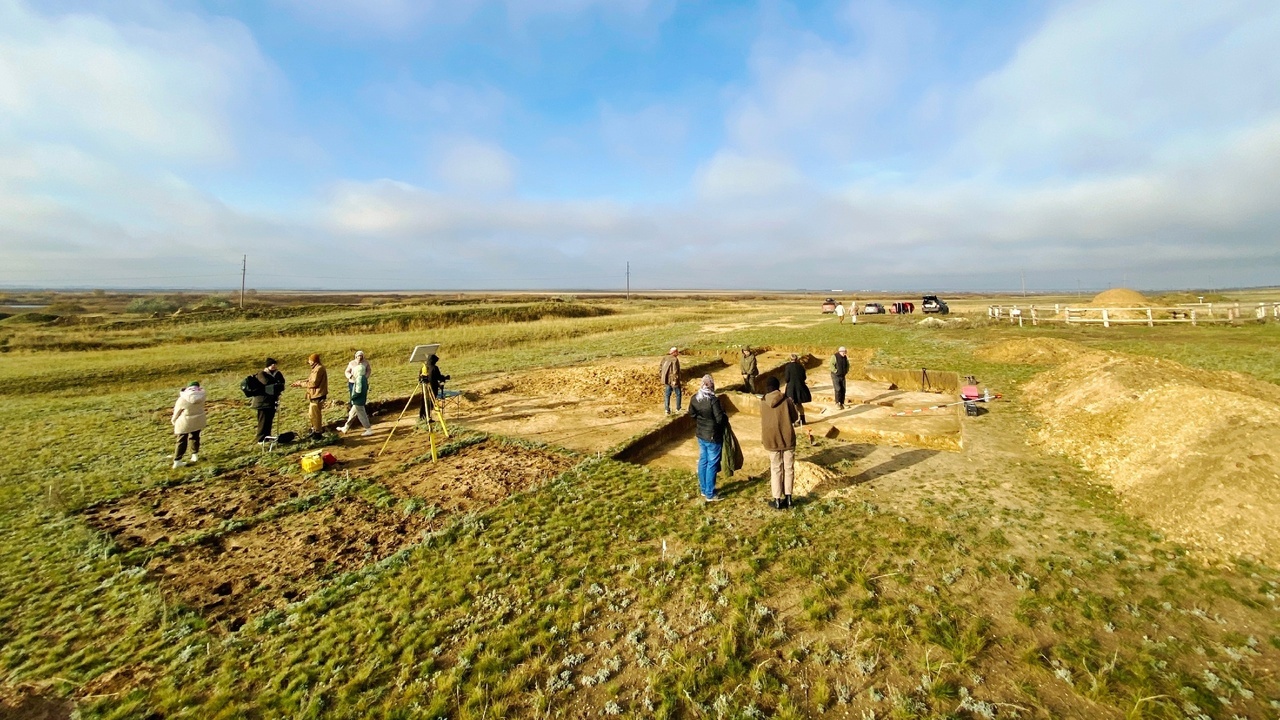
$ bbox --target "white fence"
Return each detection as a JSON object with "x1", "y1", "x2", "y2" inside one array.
[{"x1": 987, "y1": 302, "x2": 1280, "y2": 327}]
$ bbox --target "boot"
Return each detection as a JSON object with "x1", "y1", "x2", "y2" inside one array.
[
  {"x1": 773, "y1": 497, "x2": 783, "y2": 510},
  {"x1": 785, "y1": 494, "x2": 793, "y2": 509}
]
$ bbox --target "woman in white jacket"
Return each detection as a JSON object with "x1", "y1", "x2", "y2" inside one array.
[{"x1": 171, "y1": 381, "x2": 208, "y2": 469}]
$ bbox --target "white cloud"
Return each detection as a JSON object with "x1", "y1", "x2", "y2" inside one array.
[
  {"x1": 434, "y1": 138, "x2": 518, "y2": 194},
  {"x1": 694, "y1": 152, "x2": 803, "y2": 200},
  {"x1": 0, "y1": 0, "x2": 270, "y2": 165},
  {"x1": 599, "y1": 101, "x2": 687, "y2": 170},
  {"x1": 370, "y1": 78, "x2": 509, "y2": 129}
]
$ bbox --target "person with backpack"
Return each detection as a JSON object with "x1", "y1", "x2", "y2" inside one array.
[
  {"x1": 170, "y1": 381, "x2": 207, "y2": 469},
  {"x1": 688, "y1": 375, "x2": 727, "y2": 502},
  {"x1": 291, "y1": 353, "x2": 328, "y2": 439},
  {"x1": 247, "y1": 358, "x2": 286, "y2": 444},
  {"x1": 829, "y1": 346, "x2": 850, "y2": 410}
]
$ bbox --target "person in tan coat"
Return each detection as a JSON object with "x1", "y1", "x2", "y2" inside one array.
[
  {"x1": 760, "y1": 376, "x2": 799, "y2": 509},
  {"x1": 292, "y1": 353, "x2": 329, "y2": 439},
  {"x1": 659, "y1": 347, "x2": 682, "y2": 414}
]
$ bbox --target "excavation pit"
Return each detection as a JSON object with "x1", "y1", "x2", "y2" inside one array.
[
  {"x1": 145, "y1": 496, "x2": 434, "y2": 630},
  {"x1": 81, "y1": 466, "x2": 316, "y2": 551},
  {"x1": 379, "y1": 440, "x2": 577, "y2": 512}
]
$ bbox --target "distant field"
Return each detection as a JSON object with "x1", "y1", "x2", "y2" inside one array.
[{"x1": 1, "y1": 292, "x2": 1278, "y2": 719}]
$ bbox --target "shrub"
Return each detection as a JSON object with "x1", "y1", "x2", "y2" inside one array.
[{"x1": 126, "y1": 297, "x2": 180, "y2": 314}]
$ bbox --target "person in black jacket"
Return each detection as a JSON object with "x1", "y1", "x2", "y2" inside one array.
[
  {"x1": 418, "y1": 354, "x2": 450, "y2": 421},
  {"x1": 782, "y1": 354, "x2": 811, "y2": 425},
  {"x1": 830, "y1": 346, "x2": 850, "y2": 410},
  {"x1": 688, "y1": 375, "x2": 727, "y2": 502},
  {"x1": 251, "y1": 358, "x2": 286, "y2": 443}
]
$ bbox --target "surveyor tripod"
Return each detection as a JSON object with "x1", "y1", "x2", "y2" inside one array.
[{"x1": 377, "y1": 378, "x2": 450, "y2": 460}]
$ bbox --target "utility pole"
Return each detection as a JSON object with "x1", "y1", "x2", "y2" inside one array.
[
  {"x1": 626, "y1": 261, "x2": 630, "y2": 300},
  {"x1": 240, "y1": 255, "x2": 246, "y2": 310},
  {"x1": 1021, "y1": 270, "x2": 1026, "y2": 297}
]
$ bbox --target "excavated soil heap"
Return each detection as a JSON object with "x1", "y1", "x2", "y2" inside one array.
[
  {"x1": 977, "y1": 338, "x2": 1095, "y2": 366},
  {"x1": 1089, "y1": 288, "x2": 1150, "y2": 306},
  {"x1": 1021, "y1": 348, "x2": 1280, "y2": 563},
  {"x1": 793, "y1": 461, "x2": 840, "y2": 496}
]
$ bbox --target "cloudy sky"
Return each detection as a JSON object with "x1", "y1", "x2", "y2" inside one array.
[{"x1": 2, "y1": 0, "x2": 1278, "y2": 291}]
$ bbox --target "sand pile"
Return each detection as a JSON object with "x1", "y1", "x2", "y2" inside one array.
[
  {"x1": 516, "y1": 363, "x2": 683, "y2": 406},
  {"x1": 977, "y1": 338, "x2": 1098, "y2": 366},
  {"x1": 794, "y1": 460, "x2": 840, "y2": 496},
  {"x1": 1090, "y1": 288, "x2": 1150, "y2": 307},
  {"x1": 1022, "y1": 351, "x2": 1280, "y2": 563}
]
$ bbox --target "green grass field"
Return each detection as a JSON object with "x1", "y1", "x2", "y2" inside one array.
[{"x1": 1, "y1": 295, "x2": 1278, "y2": 719}]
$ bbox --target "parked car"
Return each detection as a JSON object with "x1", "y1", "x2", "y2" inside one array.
[
  {"x1": 921, "y1": 295, "x2": 949, "y2": 314},
  {"x1": 861, "y1": 302, "x2": 885, "y2": 314},
  {"x1": 821, "y1": 298, "x2": 837, "y2": 314}
]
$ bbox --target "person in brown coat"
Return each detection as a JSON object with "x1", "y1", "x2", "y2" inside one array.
[
  {"x1": 659, "y1": 347, "x2": 682, "y2": 414},
  {"x1": 760, "y1": 376, "x2": 799, "y2": 509},
  {"x1": 292, "y1": 353, "x2": 329, "y2": 439}
]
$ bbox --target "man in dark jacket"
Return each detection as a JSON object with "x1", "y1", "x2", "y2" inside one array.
[
  {"x1": 740, "y1": 346, "x2": 759, "y2": 396},
  {"x1": 782, "y1": 353, "x2": 811, "y2": 425},
  {"x1": 659, "y1": 347, "x2": 682, "y2": 414},
  {"x1": 418, "y1": 354, "x2": 450, "y2": 421},
  {"x1": 251, "y1": 358, "x2": 286, "y2": 443},
  {"x1": 688, "y1": 375, "x2": 726, "y2": 502},
  {"x1": 830, "y1": 346, "x2": 850, "y2": 410},
  {"x1": 760, "y1": 376, "x2": 799, "y2": 509}
]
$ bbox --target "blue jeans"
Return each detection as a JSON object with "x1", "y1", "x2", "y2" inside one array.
[
  {"x1": 664, "y1": 384, "x2": 682, "y2": 413},
  {"x1": 697, "y1": 438, "x2": 722, "y2": 499}
]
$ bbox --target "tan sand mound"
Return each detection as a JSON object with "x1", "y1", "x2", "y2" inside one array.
[
  {"x1": 794, "y1": 460, "x2": 840, "y2": 496},
  {"x1": 512, "y1": 363, "x2": 673, "y2": 406},
  {"x1": 977, "y1": 338, "x2": 1099, "y2": 366},
  {"x1": 1022, "y1": 351, "x2": 1280, "y2": 563},
  {"x1": 1090, "y1": 288, "x2": 1149, "y2": 306}
]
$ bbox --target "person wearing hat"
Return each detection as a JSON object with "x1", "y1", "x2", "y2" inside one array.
[
  {"x1": 291, "y1": 354, "x2": 328, "y2": 439},
  {"x1": 418, "y1": 353, "x2": 450, "y2": 423},
  {"x1": 829, "y1": 346, "x2": 850, "y2": 410},
  {"x1": 659, "y1": 347, "x2": 682, "y2": 415},
  {"x1": 170, "y1": 380, "x2": 207, "y2": 469},
  {"x1": 740, "y1": 346, "x2": 759, "y2": 396},
  {"x1": 251, "y1": 358, "x2": 286, "y2": 443},
  {"x1": 345, "y1": 350, "x2": 371, "y2": 401},
  {"x1": 782, "y1": 353, "x2": 811, "y2": 426}
]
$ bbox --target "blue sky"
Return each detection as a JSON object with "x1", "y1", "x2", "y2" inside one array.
[{"x1": 2, "y1": 0, "x2": 1278, "y2": 291}]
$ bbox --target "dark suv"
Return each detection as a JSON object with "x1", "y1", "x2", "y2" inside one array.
[{"x1": 921, "y1": 295, "x2": 949, "y2": 314}]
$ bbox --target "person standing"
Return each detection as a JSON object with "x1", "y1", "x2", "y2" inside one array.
[
  {"x1": 291, "y1": 354, "x2": 328, "y2": 439},
  {"x1": 345, "y1": 350, "x2": 371, "y2": 400},
  {"x1": 850, "y1": 300, "x2": 858, "y2": 324},
  {"x1": 782, "y1": 353, "x2": 811, "y2": 426},
  {"x1": 659, "y1": 347, "x2": 682, "y2": 415},
  {"x1": 170, "y1": 381, "x2": 207, "y2": 469},
  {"x1": 830, "y1": 346, "x2": 850, "y2": 410},
  {"x1": 688, "y1": 375, "x2": 726, "y2": 502},
  {"x1": 740, "y1": 346, "x2": 759, "y2": 396},
  {"x1": 835, "y1": 301, "x2": 846, "y2": 323},
  {"x1": 339, "y1": 363, "x2": 373, "y2": 436},
  {"x1": 251, "y1": 358, "x2": 286, "y2": 443},
  {"x1": 418, "y1": 353, "x2": 449, "y2": 421},
  {"x1": 760, "y1": 376, "x2": 799, "y2": 509}
]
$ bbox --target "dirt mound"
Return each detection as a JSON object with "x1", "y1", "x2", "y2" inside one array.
[
  {"x1": 381, "y1": 441, "x2": 575, "y2": 511},
  {"x1": 977, "y1": 338, "x2": 1098, "y2": 366},
  {"x1": 1022, "y1": 352, "x2": 1280, "y2": 563},
  {"x1": 514, "y1": 362, "x2": 684, "y2": 406},
  {"x1": 794, "y1": 460, "x2": 840, "y2": 496},
  {"x1": 1090, "y1": 288, "x2": 1149, "y2": 306}
]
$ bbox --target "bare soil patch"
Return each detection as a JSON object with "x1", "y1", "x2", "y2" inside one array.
[
  {"x1": 146, "y1": 497, "x2": 433, "y2": 630},
  {"x1": 977, "y1": 337, "x2": 1096, "y2": 365},
  {"x1": 379, "y1": 441, "x2": 576, "y2": 513},
  {"x1": 0, "y1": 685, "x2": 71, "y2": 720},
  {"x1": 81, "y1": 466, "x2": 315, "y2": 550},
  {"x1": 1022, "y1": 349, "x2": 1280, "y2": 563}
]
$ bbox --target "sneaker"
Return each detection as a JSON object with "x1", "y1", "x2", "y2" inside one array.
[
  {"x1": 172, "y1": 460, "x2": 185, "y2": 469},
  {"x1": 190, "y1": 453, "x2": 199, "y2": 462},
  {"x1": 361, "y1": 429, "x2": 374, "y2": 436},
  {"x1": 337, "y1": 425, "x2": 348, "y2": 434},
  {"x1": 704, "y1": 495, "x2": 721, "y2": 503}
]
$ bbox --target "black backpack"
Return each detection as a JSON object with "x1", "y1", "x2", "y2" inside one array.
[{"x1": 240, "y1": 374, "x2": 265, "y2": 398}]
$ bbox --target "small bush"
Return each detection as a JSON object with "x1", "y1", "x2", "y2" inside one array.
[{"x1": 126, "y1": 297, "x2": 180, "y2": 314}]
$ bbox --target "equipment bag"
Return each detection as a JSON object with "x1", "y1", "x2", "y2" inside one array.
[{"x1": 240, "y1": 374, "x2": 265, "y2": 397}]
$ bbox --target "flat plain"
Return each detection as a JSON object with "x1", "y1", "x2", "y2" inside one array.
[{"x1": 1, "y1": 290, "x2": 1278, "y2": 719}]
